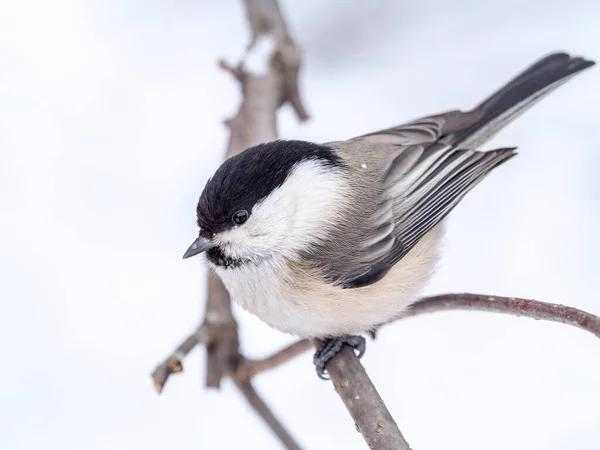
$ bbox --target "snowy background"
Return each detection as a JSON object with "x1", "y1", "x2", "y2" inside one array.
[{"x1": 1, "y1": 0, "x2": 599, "y2": 449}]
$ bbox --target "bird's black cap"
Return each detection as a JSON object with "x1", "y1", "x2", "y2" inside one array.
[{"x1": 196, "y1": 139, "x2": 343, "y2": 235}]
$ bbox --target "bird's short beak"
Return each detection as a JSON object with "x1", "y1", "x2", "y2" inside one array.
[{"x1": 182, "y1": 236, "x2": 214, "y2": 259}]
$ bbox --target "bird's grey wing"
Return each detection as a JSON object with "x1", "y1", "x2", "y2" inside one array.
[
  {"x1": 321, "y1": 52, "x2": 594, "y2": 289},
  {"x1": 327, "y1": 142, "x2": 516, "y2": 289},
  {"x1": 350, "y1": 109, "x2": 485, "y2": 146},
  {"x1": 384, "y1": 144, "x2": 516, "y2": 266},
  {"x1": 319, "y1": 110, "x2": 504, "y2": 289}
]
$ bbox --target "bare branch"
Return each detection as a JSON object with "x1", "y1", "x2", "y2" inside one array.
[
  {"x1": 311, "y1": 293, "x2": 600, "y2": 449},
  {"x1": 218, "y1": 58, "x2": 244, "y2": 81},
  {"x1": 236, "y1": 339, "x2": 312, "y2": 381},
  {"x1": 325, "y1": 345, "x2": 412, "y2": 450},
  {"x1": 154, "y1": 0, "x2": 308, "y2": 447},
  {"x1": 203, "y1": 272, "x2": 239, "y2": 388},
  {"x1": 152, "y1": 324, "x2": 215, "y2": 393},
  {"x1": 322, "y1": 293, "x2": 600, "y2": 448},
  {"x1": 200, "y1": 0, "x2": 310, "y2": 393},
  {"x1": 232, "y1": 377, "x2": 304, "y2": 450},
  {"x1": 244, "y1": 0, "x2": 309, "y2": 121},
  {"x1": 406, "y1": 293, "x2": 600, "y2": 338}
]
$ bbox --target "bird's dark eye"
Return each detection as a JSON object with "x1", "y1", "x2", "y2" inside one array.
[{"x1": 232, "y1": 210, "x2": 249, "y2": 225}]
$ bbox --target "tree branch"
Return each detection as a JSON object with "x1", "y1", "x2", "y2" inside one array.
[
  {"x1": 153, "y1": 0, "x2": 308, "y2": 448},
  {"x1": 152, "y1": 323, "x2": 216, "y2": 393},
  {"x1": 322, "y1": 293, "x2": 600, "y2": 448},
  {"x1": 204, "y1": 0, "x2": 308, "y2": 391},
  {"x1": 236, "y1": 339, "x2": 312, "y2": 381},
  {"x1": 203, "y1": 272, "x2": 239, "y2": 388},
  {"x1": 407, "y1": 293, "x2": 600, "y2": 338},
  {"x1": 326, "y1": 345, "x2": 412, "y2": 450},
  {"x1": 232, "y1": 377, "x2": 304, "y2": 450}
]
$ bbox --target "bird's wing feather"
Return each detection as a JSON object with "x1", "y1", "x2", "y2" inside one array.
[
  {"x1": 319, "y1": 52, "x2": 593, "y2": 289},
  {"x1": 352, "y1": 109, "x2": 484, "y2": 146},
  {"x1": 332, "y1": 140, "x2": 515, "y2": 289},
  {"x1": 323, "y1": 111, "x2": 508, "y2": 289},
  {"x1": 385, "y1": 145, "x2": 516, "y2": 267}
]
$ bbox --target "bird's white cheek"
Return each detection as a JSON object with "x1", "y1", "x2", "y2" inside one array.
[
  {"x1": 216, "y1": 223, "x2": 283, "y2": 260},
  {"x1": 245, "y1": 199, "x2": 299, "y2": 252}
]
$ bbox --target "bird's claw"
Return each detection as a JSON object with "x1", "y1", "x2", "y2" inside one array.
[{"x1": 313, "y1": 335, "x2": 366, "y2": 380}]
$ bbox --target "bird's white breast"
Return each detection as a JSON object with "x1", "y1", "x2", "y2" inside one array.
[
  {"x1": 216, "y1": 259, "x2": 320, "y2": 336},
  {"x1": 216, "y1": 223, "x2": 444, "y2": 338}
]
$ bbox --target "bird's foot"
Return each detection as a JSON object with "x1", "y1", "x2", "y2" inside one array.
[{"x1": 313, "y1": 335, "x2": 366, "y2": 380}]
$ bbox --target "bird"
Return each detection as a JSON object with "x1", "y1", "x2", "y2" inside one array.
[{"x1": 183, "y1": 52, "x2": 595, "y2": 378}]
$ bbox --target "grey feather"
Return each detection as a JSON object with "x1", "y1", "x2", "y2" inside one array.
[{"x1": 317, "y1": 52, "x2": 594, "y2": 289}]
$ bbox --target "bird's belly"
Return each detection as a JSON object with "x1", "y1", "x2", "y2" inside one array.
[{"x1": 215, "y1": 263, "x2": 335, "y2": 337}]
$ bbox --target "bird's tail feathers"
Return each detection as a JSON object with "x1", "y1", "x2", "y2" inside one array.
[{"x1": 442, "y1": 52, "x2": 595, "y2": 149}]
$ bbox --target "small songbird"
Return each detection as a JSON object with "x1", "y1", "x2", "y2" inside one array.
[{"x1": 183, "y1": 52, "x2": 594, "y2": 377}]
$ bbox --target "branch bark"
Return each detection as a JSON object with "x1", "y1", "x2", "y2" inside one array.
[
  {"x1": 321, "y1": 293, "x2": 600, "y2": 449},
  {"x1": 236, "y1": 339, "x2": 312, "y2": 382},
  {"x1": 203, "y1": 0, "x2": 309, "y2": 390},
  {"x1": 407, "y1": 293, "x2": 600, "y2": 338},
  {"x1": 151, "y1": 323, "x2": 214, "y2": 393},
  {"x1": 232, "y1": 377, "x2": 304, "y2": 450},
  {"x1": 326, "y1": 345, "x2": 412, "y2": 450}
]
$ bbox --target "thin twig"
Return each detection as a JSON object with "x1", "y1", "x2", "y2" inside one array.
[
  {"x1": 244, "y1": 0, "x2": 309, "y2": 121},
  {"x1": 407, "y1": 293, "x2": 600, "y2": 338},
  {"x1": 232, "y1": 377, "x2": 304, "y2": 450},
  {"x1": 218, "y1": 58, "x2": 244, "y2": 81},
  {"x1": 325, "y1": 345, "x2": 412, "y2": 450},
  {"x1": 152, "y1": 324, "x2": 214, "y2": 393},
  {"x1": 236, "y1": 339, "x2": 312, "y2": 381}
]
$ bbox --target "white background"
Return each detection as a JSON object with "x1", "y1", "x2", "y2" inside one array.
[{"x1": 1, "y1": 1, "x2": 599, "y2": 449}]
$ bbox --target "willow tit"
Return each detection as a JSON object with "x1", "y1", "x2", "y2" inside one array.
[{"x1": 184, "y1": 52, "x2": 594, "y2": 377}]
